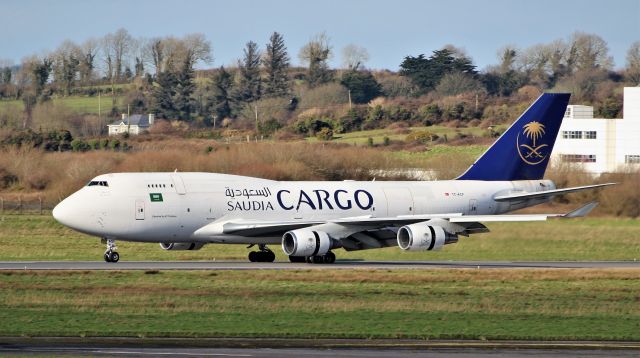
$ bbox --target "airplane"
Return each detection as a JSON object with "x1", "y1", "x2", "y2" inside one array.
[{"x1": 53, "y1": 93, "x2": 613, "y2": 263}]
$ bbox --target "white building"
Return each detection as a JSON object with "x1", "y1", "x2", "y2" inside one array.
[
  {"x1": 107, "y1": 113, "x2": 155, "y2": 136},
  {"x1": 551, "y1": 87, "x2": 640, "y2": 174}
]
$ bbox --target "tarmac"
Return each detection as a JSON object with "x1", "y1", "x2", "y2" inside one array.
[
  {"x1": 2, "y1": 338, "x2": 640, "y2": 357},
  {"x1": 1, "y1": 260, "x2": 639, "y2": 270}
]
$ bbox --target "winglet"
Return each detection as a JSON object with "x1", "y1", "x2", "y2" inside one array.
[{"x1": 562, "y1": 201, "x2": 598, "y2": 218}]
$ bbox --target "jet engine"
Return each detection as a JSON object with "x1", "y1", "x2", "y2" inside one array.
[
  {"x1": 397, "y1": 224, "x2": 458, "y2": 251},
  {"x1": 282, "y1": 228, "x2": 338, "y2": 257},
  {"x1": 160, "y1": 242, "x2": 206, "y2": 251}
]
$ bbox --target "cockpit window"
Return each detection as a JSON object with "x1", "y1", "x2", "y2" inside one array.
[{"x1": 87, "y1": 181, "x2": 109, "y2": 187}]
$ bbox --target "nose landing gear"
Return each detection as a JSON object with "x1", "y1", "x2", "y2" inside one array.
[
  {"x1": 103, "y1": 238, "x2": 120, "y2": 263},
  {"x1": 247, "y1": 244, "x2": 276, "y2": 262}
]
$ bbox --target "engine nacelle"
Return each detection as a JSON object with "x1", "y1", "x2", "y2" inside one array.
[
  {"x1": 282, "y1": 229, "x2": 336, "y2": 257},
  {"x1": 397, "y1": 224, "x2": 458, "y2": 251},
  {"x1": 160, "y1": 242, "x2": 205, "y2": 251}
]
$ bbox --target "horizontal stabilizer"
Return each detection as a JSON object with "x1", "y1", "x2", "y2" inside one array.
[
  {"x1": 562, "y1": 201, "x2": 598, "y2": 218},
  {"x1": 493, "y1": 183, "x2": 615, "y2": 202}
]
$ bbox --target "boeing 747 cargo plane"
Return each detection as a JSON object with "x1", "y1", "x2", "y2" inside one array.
[{"x1": 53, "y1": 93, "x2": 612, "y2": 263}]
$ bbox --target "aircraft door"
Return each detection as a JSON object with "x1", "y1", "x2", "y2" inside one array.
[
  {"x1": 171, "y1": 174, "x2": 186, "y2": 195},
  {"x1": 383, "y1": 188, "x2": 414, "y2": 216},
  {"x1": 135, "y1": 199, "x2": 145, "y2": 220}
]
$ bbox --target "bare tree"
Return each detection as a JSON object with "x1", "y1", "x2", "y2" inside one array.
[
  {"x1": 146, "y1": 37, "x2": 165, "y2": 76},
  {"x1": 625, "y1": 41, "x2": 640, "y2": 84},
  {"x1": 496, "y1": 45, "x2": 518, "y2": 73},
  {"x1": 146, "y1": 34, "x2": 212, "y2": 75},
  {"x1": 568, "y1": 32, "x2": 613, "y2": 71},
  {"x1": 79, "y1": 38, "x2": 99, "y2": 84},
  {"x1": 299, "y1": 32, "x2": 332, "y2": 87},
  {"x1": 52, "y1": 40, "x2": 81, "y2": 96},
  {"x1": 182, "y1": 33, "x2": 213, "y2": 65},
  {"x1": 102, "y1": 29, "x2": 132, "y2": 110},
  {"x1": 341, "y1": 44, "x2": 369, "y2": 70},
  {"x1": 103, "y1": 28, "x2": 133, "y2": 81}
]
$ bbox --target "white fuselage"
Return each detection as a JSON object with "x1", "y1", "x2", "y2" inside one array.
[{"x1": 52, "y1": 172, "x2": 556, "y2": 245}]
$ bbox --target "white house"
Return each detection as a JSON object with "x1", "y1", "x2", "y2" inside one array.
[
  {"x1": 107, "y1": 113, "x2": 155, "y2": 136},
  {"x1": 551, "y1": 87, "x2": 640, "y2": 174}
]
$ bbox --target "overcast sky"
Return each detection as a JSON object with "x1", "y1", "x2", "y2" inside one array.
[{"x1": 1, "y1": 0, "x2": 638, "y2": 70}]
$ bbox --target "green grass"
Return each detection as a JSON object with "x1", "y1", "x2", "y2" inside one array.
[
  {"x1": 0, "y1": 269, "x2": 638, "y2": 339},
  {"x1": 307, "y1": 125, "x2": 506, "y2": 145},
  {"x1": 1, "y1": 215, "x2": 639, "y2": 262},
  {"x1": 0, "y1": 95, "x2": 125, "y2": 114}
]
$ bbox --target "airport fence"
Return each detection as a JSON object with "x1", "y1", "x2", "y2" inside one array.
[{"x1": 0, "y1": 197, "x2": 50, "y2": 215}]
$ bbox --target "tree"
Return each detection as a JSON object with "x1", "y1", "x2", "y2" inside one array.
[
  {"x1": 340, "y1": 70, "x2": 381, "y2": 104},
  {"x1": 568, "y1": 32, "x2": 613, "y2": 72},
  {"x1": 102, "y1": 29, "x2": 132, "y2": 111},
  {"x1": 399, "y1": 48, "x2": 477, "y2": 92},
  {"x1": 435, "y1": 72, "x2": 483, "y2": 97},
  {"x1": 151, "y1": 70, "x2": 178, "y2": 119},
  {"x1": 299, "y1": 32, "x2": 333, "y2": 87},
  {"x1": 626, "y1": 41, "x2": 640, "y2": 84},
  {"x1": 148, "y1": 38, "x2": 165, "y2": 76},
  {"x1": 53, "y1": 40, "x2": 80, "y2": 96},
  {"x1": 208, "y1": 66, "x2": 235, "y2": 124},
  {"x1": 103, "y1": 28, "x2": 133, "y2": 81},
  {"x1": 262, "y1": 32, "x2": 291, "y2": 98},
  {"x1": 24, "y1": 55, "x2": 53, "y2": 98},
  {"x1": 341, "y1": 44, "x2": 369, "y2": 70},
  {"x1": 146, "y1": 34, "x2": 212, "y2": 76},
  {"x1": 174, "y1": 55, "x2": 196, "y2": 120},
  {"x1": 78, "y1": 38, "x2": 99, "y2": 84},
  {"x1": 236, "y1": 41, "x2": 262, "y2": 103}
]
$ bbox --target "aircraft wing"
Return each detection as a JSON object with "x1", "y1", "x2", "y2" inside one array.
[
  {"x1": 193, "y1": 202, "x2": 597, "y2": 238},
  {"x1": 493, "y1": 183, "x2": 614, "y2": 202}
]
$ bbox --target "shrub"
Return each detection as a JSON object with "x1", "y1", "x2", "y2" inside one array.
[
  {"x1": 71, "y1": 139, "x2": 89, "y2": 152},
  {"x1": 367, "y1": 137, "x2": 374, "y2": 147},
  {"x1": 315, "y1": 127, "x2": 334, "y2": 141},
  {"x1": 406, "y1": 131, "x2": 439, "y2": 144},
  {"x1": 110, "y1": 139, "x2": 121, "y2": 151}
]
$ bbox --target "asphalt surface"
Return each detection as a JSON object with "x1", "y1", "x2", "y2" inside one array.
[
  {"x1": 0, "y1": 260, "x2": 639, "y2": 270},
  {"x1": 2, "y1": 338, "x2": 640, "y2": 357},
  {"x1": 2, "y1": 346, "x2": 640, "y2": 357}
]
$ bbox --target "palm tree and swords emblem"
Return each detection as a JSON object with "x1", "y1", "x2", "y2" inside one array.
[{"x1": 517, "y1": 121, "x2": 548, "y2": 165}]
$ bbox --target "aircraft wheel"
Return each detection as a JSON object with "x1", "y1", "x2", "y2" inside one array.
[
  {"x1": 324, "y1": 252, "x2": 336, "y2": 264},
  {"x1": 104, "y1": 252, "x2": 111, "y2": 263},
  {"x1": 109, "y1": 251, "x2": 120, "y2": 263},
  {"x1": 248, "y1": 251, "x2": 258, "y2": 262},
  {"x1": 288, "y1": 256, "x2": 306, "y2": 263},
  {"x1": 265, "y1": 251, "x2": 276, "y2": 262},
  {"x1": 311, "y1": 255, "x2": 324, "y2": 264}
]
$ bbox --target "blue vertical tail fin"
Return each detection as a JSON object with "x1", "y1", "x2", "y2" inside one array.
[{"x1": 457, "y1": 93, "x2": 570, "y2": 181}]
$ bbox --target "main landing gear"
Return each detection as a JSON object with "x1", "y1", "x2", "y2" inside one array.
[
  {"x1": 289, "y1": 251, "x2": 336, "y2": 264},
  {"x1": 248, "y1": 244, "x2": 276, "y2": 262},
  {"x1": 103, "y1": 238, "x2": 120, "y2": 263}
]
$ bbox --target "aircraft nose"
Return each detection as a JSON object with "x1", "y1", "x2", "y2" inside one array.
[{"x1": 52, "y1": 199, "x2": 75, "y2": 228}]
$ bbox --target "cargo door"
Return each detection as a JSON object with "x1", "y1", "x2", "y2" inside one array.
[{"x1": 383, "y1": 188, "x2": 414, "y2": 216}]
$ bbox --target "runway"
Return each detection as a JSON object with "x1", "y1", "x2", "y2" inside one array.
[
  {"x1": 1, "y1": 260, "x2": 639, "y2": 270},
  {"x1": 2, "y1": 338, "x2": 640, "y2": 357},
  {"x1": 2, "y1": 346, "x2": 639, "y2": 357}
]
